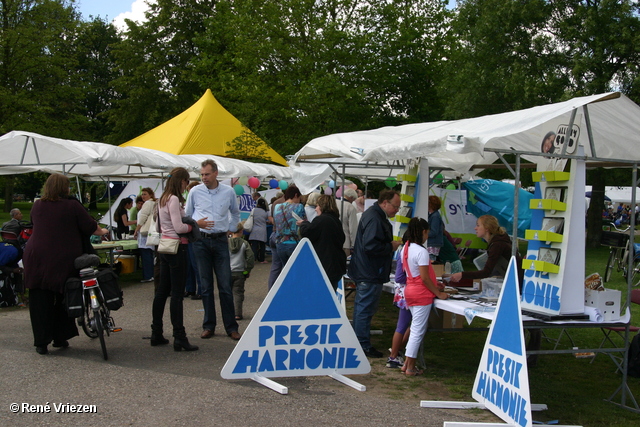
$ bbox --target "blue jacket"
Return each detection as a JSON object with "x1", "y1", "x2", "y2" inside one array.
[
  {"x1": 348, "y1": 203, "x2": 394, "y2": 283},
  {"x1": 428, "y1": 210, "x2": 443, "y2": 248}
]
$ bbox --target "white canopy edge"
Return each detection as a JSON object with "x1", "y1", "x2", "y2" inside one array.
[
  {"x1": 290, "y1": 92, "x2": 640, "y2": 194},
  {"x1": 0, "y1": 131, "x2": 292, "y2": 181}
]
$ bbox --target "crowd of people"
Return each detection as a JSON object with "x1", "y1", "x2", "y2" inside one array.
[{"x1": 4, "y1": 163, "x2": 525, "y2": 375}]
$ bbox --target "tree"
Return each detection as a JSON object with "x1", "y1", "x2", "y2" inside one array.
[
  {"x1": 193, "y1": 0, "x2": 451, "y2": 155},
  {"x1": 440, "y1": 0, "x2": 568, "y2": 119},
  {"x1": 72, "y1": 17, "x2": 121, "y2": 142},
  {"x1": 0, "y1": 0, "x2": 85, "y2": 138},
  {"x1": 105, "y1": 0, "x2": 215, "y2": 144}
]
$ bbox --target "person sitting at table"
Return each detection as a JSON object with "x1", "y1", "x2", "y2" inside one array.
[
  {"x1": 448, "y1": 215, "x2": 540, "y2": 365},
  {"x1": 114, "y1": 198, "x2": 136, "y2": 240},
  {"x1": 401, "y1": 217, "x2": 449, "y2": 376},
  {"x1": 448, "y1": 215, "x2": 523, "y2": 285}
]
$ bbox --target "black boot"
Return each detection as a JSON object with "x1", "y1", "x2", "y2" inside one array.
[
  {"x1": 150, "y1": 334, "x2": 169, "y2": 346},
  {"x1": 174, "y1": 338, "x2": 199, "y2": 352}
]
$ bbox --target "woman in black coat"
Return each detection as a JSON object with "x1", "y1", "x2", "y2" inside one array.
[
  {"x1": 23, "y1": 174, "x2": 108, "y2": 355},
  {"x1": 298, "y1": 195, "x2": 346, "y2": 290}
]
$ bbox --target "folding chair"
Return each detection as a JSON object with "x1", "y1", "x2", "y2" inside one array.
[{"x1": 591, "y1": 289, "x2": 640, "y2": 369}]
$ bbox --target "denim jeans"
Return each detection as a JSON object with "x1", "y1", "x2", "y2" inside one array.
[
  {"x1": 152, "y1": 244, "x2": 188, "y2": 339},
  {"x1": 184, "y1": 243, "x2": 201, "y2": 295},
  {"x1": 352, "y1": 281, "x2": 384, "y2": 350},
  {"x1": 267, "y1": 239, "x2": 283, "y2": 290},
  {"x1": 276, "y1": 242, "x2": 297, "y2": 269},
  {"x1": 139, "y1": 248, "x2": 154, "y2": 281},
  {"x1": 192, "y1": 236, "x2": 238, "y2": 334}
]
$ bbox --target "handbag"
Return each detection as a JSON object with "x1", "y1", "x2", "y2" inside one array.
[
  {"x1": 145, "y1": 212, "x2": 160, "y2": 246},
  {"x1": 244, "y1": 210, "x2": 254, "y2": 232},
  {"x1": 139, "y1": 200, "x2": 156, "y2": 236},
  {"x1": 157, "y1": 238, "x2": 179, "y2": 254}
]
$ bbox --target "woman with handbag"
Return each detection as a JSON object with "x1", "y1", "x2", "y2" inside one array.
[
  {"x1": 134, "y1": 187, "x2": 157, "y2": 283},
  {"x1": 401, "y1": 217, "x2": 449, "y2": 376},
  {"x1": 151, "y1": 167, "x2": 206, "y2": 351},
  {"x1": 247, "y1": 198, "x2": 270, "y2": 263}
]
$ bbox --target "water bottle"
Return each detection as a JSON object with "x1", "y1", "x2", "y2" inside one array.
[{"x1": 444, "y1": 261, "x2": 451, "y2": 275}]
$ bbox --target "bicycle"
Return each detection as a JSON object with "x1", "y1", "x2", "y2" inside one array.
[
  {"x1": 601, "y1": 222, "x2": 631, "y2": 283},
  {"x1": 74, "y1": 254, "x2": 122, "y2": 360}
]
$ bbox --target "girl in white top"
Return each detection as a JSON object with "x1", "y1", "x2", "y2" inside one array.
[{"x1": 401, "y1": 217, "x2": 448, "y2": 376}]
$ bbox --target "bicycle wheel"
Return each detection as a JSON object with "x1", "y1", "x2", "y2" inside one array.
[
  {"x1": 604, "y1": 249, "x2": 616, "y2": 282},
  {"x1": 93, "y1": 308, "x2": 108, "y2": 361},
  {"x1": 80, "y1": 306, "x2": 98, "y2": 338}
]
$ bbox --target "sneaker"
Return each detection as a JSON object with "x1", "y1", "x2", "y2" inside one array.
[
  {"x1": 386, "y1": 356, "x2": 403, "y2": 368},
  {"x1": 363, "y1": 347, "x2": 384, "y2": 358},
  {"x1": 141, "y1": 277, "x2": 154, "y2": 283}
]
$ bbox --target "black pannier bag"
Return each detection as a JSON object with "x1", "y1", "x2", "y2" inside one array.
[
  {"x1": 96, "y1": 268, "x2": 123, "y2": 311},
  {"x1": 64, "y1": 277, "x2": 84, "y2": 318}
]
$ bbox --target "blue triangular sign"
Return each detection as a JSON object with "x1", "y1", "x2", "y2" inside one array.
[
  {"x1": 221, "y1": 238, "x2": 371, "y2": 379},
  {"x1": 472, "y1": 256, "x2": 532, "y2": 427}
]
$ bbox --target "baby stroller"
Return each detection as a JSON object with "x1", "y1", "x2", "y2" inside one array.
[{"x1": 0, "y1": 239, "x2": 23, "y2": 307}]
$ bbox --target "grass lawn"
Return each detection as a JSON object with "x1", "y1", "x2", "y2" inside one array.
[{"x1": 368, "y1": 244, "x2": 640, "y2": 426}]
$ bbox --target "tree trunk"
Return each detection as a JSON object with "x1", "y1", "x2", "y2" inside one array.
[
  {"x1": 3, "y1": 175, "x2": 15, "y2": 213},
  {"x1": 586, "y1": 168, "x2": 605, "y2": 248},
  {"x1": 89, "y1": 185, "x2": 97, "y2": 211}
]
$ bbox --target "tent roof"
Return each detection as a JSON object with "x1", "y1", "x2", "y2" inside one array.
[
  {"x1": 0, "y1": 131, "x2": 292, "y2": 181},
  {"x1": 119, "y1": 89, "x2": 288, "y2": 166},
  {"x1": 290, "y1": 92, "x2": 640, "y2": 193}
]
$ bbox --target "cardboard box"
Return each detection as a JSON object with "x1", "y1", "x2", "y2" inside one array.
[
  {"x1": 118, "y1": 255, "x2": 136, "y2": 275},
  {"x1": 428, "y1": 308, "x2": 464, "y2": 330},
  {"x1": 432, "y1": 264, "x2": 444, "y2": 277},
  {"x1": 585, "y1": 288, "x2": 621, "y2": 321}
]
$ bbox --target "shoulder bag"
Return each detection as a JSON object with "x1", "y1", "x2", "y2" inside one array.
[
  {"x1": 244, "y1": 209, "x2": 255, "y2": 232},
  {"x1": 146, "y1": 207, "x2": 160, "y2": 246}
]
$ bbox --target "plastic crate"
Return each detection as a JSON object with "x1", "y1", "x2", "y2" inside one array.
[{"x1": 600, "y1": 231, "x2": 629, "y2": 248}]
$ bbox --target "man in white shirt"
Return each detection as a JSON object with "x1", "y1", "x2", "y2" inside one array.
[{"x1": 186, "y1": 159, "x2": 241, "y2": 340}]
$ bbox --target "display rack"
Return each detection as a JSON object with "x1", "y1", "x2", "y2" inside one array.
[
  {"x1": 392, "y1": 161, "x2": 419, "y2": 239},
  {"x1": 521, "y1": 151, "x2": 586, "y2": 316}
]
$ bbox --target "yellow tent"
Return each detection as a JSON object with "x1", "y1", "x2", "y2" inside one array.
[{"x1": 120, "y1": 89, "x2": 287, "y2": 165}]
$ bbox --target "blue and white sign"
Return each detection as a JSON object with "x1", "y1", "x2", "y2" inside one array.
[
  {"x1": 472, "y1": 257, "x2": 532, "y2": 427},
  {"x1": 221, "y1": 238, "x2": 370, "y2": 380}
]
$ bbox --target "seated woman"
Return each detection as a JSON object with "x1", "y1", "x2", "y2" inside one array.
[{"x1": 449, "y1": 215, "x2": 522, "y2": 284}]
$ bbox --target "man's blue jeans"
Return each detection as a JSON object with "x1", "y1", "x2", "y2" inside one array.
[
  {"x1": 192, "y1": 236, "x2": 238, "y2": 334},
  {"x1": 352, "y1": 281, "x2": 384, "y2": 350}
]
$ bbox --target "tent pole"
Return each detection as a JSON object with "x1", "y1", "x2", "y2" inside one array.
[
  {"x1": 512, "y1": 154, "x2": 520, "y2": 257},
  {"x1": 583, "y1": 105, "x2": 597, "y2": 158},
  {"x1": 560, "y1": 109, "x2": 578, "y2": 156}
]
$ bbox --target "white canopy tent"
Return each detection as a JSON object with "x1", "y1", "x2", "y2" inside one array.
[
  {"x1": 0, "y1": 131, "x2": 292, "y2": 181},
  {"x1": 292, "y1": 92, "x2": 640, "y2": 413},
  {"x1": 291, "y1": 92, "x2": 640, "y2": 193}
]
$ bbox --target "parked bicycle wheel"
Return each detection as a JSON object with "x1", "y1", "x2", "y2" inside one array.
[
  {"x1": 93, "y1": 308, "x2": 108, "y2": 361},
  {"x1": 604, "y1": 248, "x2": 617, "y2": 282}
]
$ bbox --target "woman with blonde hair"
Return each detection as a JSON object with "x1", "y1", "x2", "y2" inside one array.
[
  {"x1": 449, "y1": 215, "x2": 522, "y2": 283},
  {"x1": 23, "y1": 174, "x2": 108, "y2": 354},
  {"x1": 151, "y1": 168, "x2": 207, "y2": 351},
  {"x1": 134, "y1": 187, "x2": 157, "y2": 283}
]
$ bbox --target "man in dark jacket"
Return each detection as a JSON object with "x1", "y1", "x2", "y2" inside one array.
[{"x1": 348, "y1": 189, "x2": 401, "y2": 358}]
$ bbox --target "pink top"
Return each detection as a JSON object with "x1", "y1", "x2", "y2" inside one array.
[
  {"x1": 159, "y1": 195, "x2": 191, "y2": 244},
  {"x1": 402, "y1": 242, "x2": 436, "y2": 306}
]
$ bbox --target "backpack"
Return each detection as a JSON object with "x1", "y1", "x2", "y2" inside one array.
[{"x1": 627, "y1": 333, "x2": 640, "y2": 378}]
